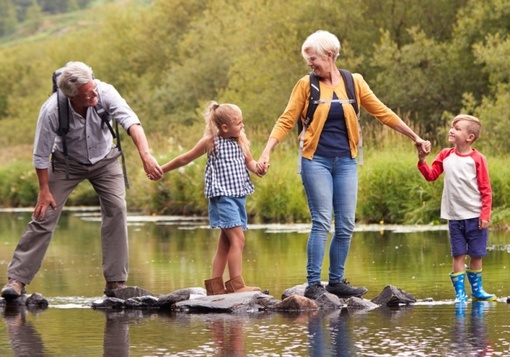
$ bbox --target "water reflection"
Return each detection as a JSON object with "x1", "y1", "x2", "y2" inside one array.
[
  {"x1": 1, "y1": 210, "x2": 509, "y2": 355},
  {"x1": 452, "y1": 301, "x2": 494, "y2": 356},
  {"x1": 2, "y1": 305, "x2": 48, "y2": 356},
  {"x1": 209, "y1": 315, "x2": 245, "y2": 356},
  {"x1": 0, "y1": 300, "x2": 505, "y2": 356},
  {"x1": 101, "y1": 310, "x2": 131, "y2": 357},
  {"x1": 308, "y1": 310, "x2": 356, "y2": 357}
]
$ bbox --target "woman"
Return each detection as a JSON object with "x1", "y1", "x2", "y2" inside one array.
[{"x1": 258, "y1": 30, "x2": 429, "y2": 300}]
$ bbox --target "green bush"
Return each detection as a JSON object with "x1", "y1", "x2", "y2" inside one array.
[
  {"x1": 2, "y1": 131, "x2": 510, "y2": 228},
  {"x1": 249, "y1": 150, "x2": 308, "y2": 223},
  {"x1": 0, "y1": 161, "x2": 38, "y2": 207}
]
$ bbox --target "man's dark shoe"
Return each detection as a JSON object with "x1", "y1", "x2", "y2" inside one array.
[
  {"x1": 326, "y1": 279, "x2": 368, "y2": 298},
  {"x1": 104, "y1": 281, "x2": 127, "y2": 297},
  {"x1": 1, "y1": 278, "x2": 26, "y2": 300},
  {"x1": 304, "y1": 283, "x2": 326, "y2": 300}
]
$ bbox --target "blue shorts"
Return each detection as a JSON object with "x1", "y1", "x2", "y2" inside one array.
[
  {"x1": 448, "y1": 218, "x2": 488, "y2": 257},
  {"x1": 208, "y1": 196, "x2": 248, "y2": 230}
]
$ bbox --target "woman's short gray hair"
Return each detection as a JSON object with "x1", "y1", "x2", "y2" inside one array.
[
  {"x1": 57, "y1": 61, "x2": 94, "y2": 97},
  {"x1": 301, "y1": 30, "x2": 341, "y2": 61}
]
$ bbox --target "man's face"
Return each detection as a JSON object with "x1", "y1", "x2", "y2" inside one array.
[{"x1": 71, "y1": 80, "x2": 98, "y2": 107}]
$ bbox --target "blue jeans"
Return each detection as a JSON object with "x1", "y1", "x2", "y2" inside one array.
[{"x1": 301, "y1": 155, "x2": 358, "y2": 285}]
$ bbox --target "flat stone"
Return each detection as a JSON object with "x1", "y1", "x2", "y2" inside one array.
[
  {"x1": 106, "y1": 286, "x2": 154, "y2": 300},
  {"x1": 347, "y1": 296, "x2": 379, "y2": 310},
  {"x1": 175, "y1": 291, "x2": 273, "y2": 313},
  {"x1": 281, "y1": 284, "x2": 306, "y2": 300},
  {"x1": 158, "y1": 289, "x2": 192, "y2": 310}
]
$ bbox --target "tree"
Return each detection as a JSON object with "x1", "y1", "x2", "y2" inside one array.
[
  {"x1": 25, "y1": 0, "x2": 43, "y2": 33},
  {"x1": 0, "y1": 0, "x2": 18, "y2": 36},
  {"x1": 446, "y1": 0, "x2": 510, "y2": 154}
]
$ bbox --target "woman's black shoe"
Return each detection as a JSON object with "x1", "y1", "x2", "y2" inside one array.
[{"x1": 326, "y1": 279, "x2": 367, "y2": 298}]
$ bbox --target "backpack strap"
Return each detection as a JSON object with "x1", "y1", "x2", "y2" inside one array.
[
  {"x1": 339, "y1": 69, "x2": 359, "y2": 115},
  {"x1": 296, "y1": 72, "x2": 320, "y2": 173},
  {"x1": 54, "y1": 87, "x2": 72, "y2": 178},
  {"x1": 94, "y1": 101, "x2": 130, "y2": 189},
  {"x1": 96, "y1": 102, "x2": 115, "y2": 138},
  {"x1": 339, "y1": 69, "x2": 363, "y2": 165},
  {"x1": 94, "y1": 97, "x2": 129, "y2": 188},
  {"x1": 297, "y1": 71, "x2": 320, "y2": 135},
  {"x1": 296, "y1": 69, "x2": 362, "y2": 173}
]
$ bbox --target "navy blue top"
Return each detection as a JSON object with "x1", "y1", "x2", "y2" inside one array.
[{"x1": 314, "y1": 93, "x2": 350, "y2": 158}]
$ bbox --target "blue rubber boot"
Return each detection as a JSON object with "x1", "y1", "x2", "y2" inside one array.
[
  {"x1": 449, "y1": 271, "x2": 469, "y2": 303},
  {"x1": 466, "y1": 269, "x2": 496, "y2": 301}
]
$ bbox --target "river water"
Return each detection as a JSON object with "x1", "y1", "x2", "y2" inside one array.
[{"x1": 0, "y1": 209, "x2": 509, "y2": 356}]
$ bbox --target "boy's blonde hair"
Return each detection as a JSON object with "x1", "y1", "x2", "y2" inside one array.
[
  {"x1": 452, "y1": 114, "x2": 481, "y2": 141},
  {"x1": 203, "y1": 101, "x2": 250, "y2": 154}
]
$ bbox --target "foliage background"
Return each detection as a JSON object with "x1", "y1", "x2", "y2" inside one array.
[{"x1": 1, "y1": 0, "x2": 510, "y2": 227}]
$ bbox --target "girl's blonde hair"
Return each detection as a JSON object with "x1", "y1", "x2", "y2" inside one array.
[{"x1": 203, "y1": 101, "x2": 250, "y2": 154}]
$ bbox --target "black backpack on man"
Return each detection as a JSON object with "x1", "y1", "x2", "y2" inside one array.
[{"x1": 51, "y1": 68, "x2": 129, "y2": 187}]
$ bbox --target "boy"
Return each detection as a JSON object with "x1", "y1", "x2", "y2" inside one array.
[{"x1": 417, "y1": 114, "x2": 496, "y2": 302}]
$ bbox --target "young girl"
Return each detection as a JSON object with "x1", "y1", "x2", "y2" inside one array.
[{"x1": 161, "y1": 101, "x2": 266, "y2": 295}]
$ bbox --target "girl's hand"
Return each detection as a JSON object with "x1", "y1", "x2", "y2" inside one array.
[{"x1": 256, "y1": 162, "x2": 270, "y2": 176}]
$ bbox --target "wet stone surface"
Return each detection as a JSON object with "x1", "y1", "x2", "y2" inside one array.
[{"x1": 0, "y1": 284, "x2": 430, "y2": 313}]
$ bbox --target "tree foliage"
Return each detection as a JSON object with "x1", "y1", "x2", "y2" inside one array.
[
  {"x1": 0, "y1": 0, "x2": 509, "y2": 153},
  {"x1": 0, "y1": 0, "x2": 18, "y2": 36},
  {"x1": 2, "y1": 0, "x2": 510, "y2": 222}
]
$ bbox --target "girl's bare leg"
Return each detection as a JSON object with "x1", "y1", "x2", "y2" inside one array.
[
  {"x1": 211, "y1": 229, "x2": 230, "y2": 278},
  {"x1": 223, "y1": 226, "x2": 246, "y2": 279}
]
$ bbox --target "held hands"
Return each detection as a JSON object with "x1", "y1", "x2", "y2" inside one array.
[
  {"x1": 143, "y1": 154, "x2": 164, "y2": 181},
  {"x1": 256, "y1": 152, "x2": 271, "y2": 176},
  {"x1": 255, "y1": 161, "x2": 270, "y2": 177},
  {"x1": 416, "y1": 139, "x2": 431, "y2": 162}
]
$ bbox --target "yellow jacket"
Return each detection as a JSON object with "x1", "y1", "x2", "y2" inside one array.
[{"x1": 269, "y1": 72, "x2": 402, "y2": 160}]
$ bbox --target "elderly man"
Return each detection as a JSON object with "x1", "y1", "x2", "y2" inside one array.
[{"x1": 1, "y1": 61, "x2": 163, "y2": 299}]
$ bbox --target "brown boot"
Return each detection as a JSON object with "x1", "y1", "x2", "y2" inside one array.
[
  {"x1": 204, "y1": 277, "x2": 227, "y2": 295},
  {"x1": 1, "y1": 278, "x2": 26, "y2": 300},
  {"x1": 104, "y1": 281, "x2": 127, "y2": 297},
  {"x1": 225, "y1": 276, "x2": 260, "y2": 293}
]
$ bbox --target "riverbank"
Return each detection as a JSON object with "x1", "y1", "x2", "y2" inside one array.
[{"x1": 2, "y1": 143, "x2": 510, "y2": 229}]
